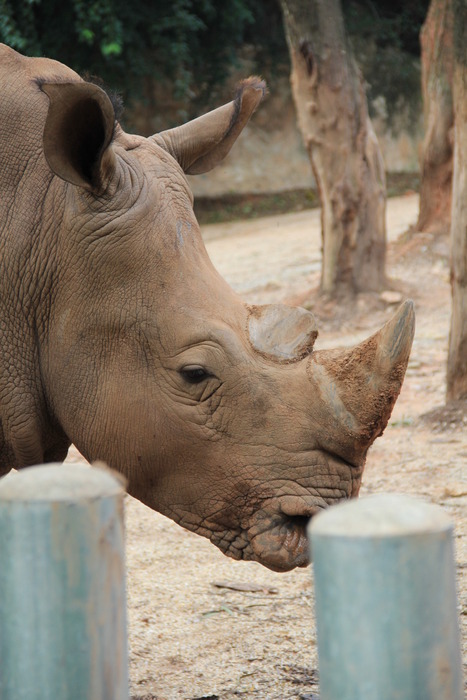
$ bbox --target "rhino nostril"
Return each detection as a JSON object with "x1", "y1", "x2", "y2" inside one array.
[
  {"x1": 285, "y1": 514, "x2": 311, "y2": 530},
  {"x1": 279, "y1": 498, "x2": 325, "y2": 522}
]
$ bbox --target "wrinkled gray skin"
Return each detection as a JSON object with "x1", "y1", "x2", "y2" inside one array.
[{"x1": 0, "y1": 45, "x2": 415, "y2": 571}]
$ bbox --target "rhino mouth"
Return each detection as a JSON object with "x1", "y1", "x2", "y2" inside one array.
[{"x1": 248, "y1": 504, "x2": 324, "y2": 572}]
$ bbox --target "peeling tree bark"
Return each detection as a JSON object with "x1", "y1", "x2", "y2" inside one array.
[
  {"x1": 446, "y1": 0, "x2": 467, "y2": 402},
  {"x1": 280, "y1": 0, "x2": 386, "y2": 298},
  {"x1": 417, "y1": 0, "x2": 454, "y2": 235}
]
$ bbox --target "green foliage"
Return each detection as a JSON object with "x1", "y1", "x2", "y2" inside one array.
[
  {"x1": 0, "y1": 0, "x2": 429, "y2": 127},
  {"x1": 343, "y1": 0, "x2": 430, "y2": 56},
  {"x1": 453, "y1": 0, "x2": 467, "y2": 66},
  {"x1": 0, "y1": 0, "x2": 257, "y2": 104},
  {"x1": 342, "y1": 0, "x2": 430, "y2": 128}
]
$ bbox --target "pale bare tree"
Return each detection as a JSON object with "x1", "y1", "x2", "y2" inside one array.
[
  {"x1": 446, "y1": 0, "x2": 467, "y2": 402},
  {"x1": 280, "y1": 0, "x2": 386, "y2": 297},
  {"x1": 417, "y1": 0, "x2": 454, "y2": 235}
]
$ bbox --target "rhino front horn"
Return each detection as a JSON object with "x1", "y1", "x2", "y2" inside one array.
[
  {"x1": 372, "y1": 299, "x2": 415, "y2": 376},
  {"x1": 308, "y1": 300, "x2": 415, "y2": 462},
  {"x1": 351, "y1": 298, "x2": 415, "y2": 440}
]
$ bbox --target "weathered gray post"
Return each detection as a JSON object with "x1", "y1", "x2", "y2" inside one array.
[
  {"x1": 309, "y1": 494, "x2": 464, "y2": 700},
  {"x1": 0, "y1": 463, "x2": 128, "y2": 700}
]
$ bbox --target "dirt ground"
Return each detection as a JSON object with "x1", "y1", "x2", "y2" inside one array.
[{"x1": 70, "y1": 194, "x2": 466, "y2": 699}]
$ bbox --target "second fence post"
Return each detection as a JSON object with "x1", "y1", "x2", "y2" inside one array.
[{"x1": 309, "y1": 493, "x2": 464, "y2": 700}]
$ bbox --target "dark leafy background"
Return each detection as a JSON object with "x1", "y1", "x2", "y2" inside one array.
[{"x1": 1, "y1": 0, "x2": 429, "y2": 124}]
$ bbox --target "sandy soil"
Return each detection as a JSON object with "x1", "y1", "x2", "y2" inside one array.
[{"x1": 69, "y1": 194, "x2": 466, "y2": 699}]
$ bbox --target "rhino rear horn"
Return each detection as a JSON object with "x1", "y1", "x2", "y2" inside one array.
[
  {"x1": 248, "y1": 304, "x2": 318, "y2": 361},
  {"x1": 152, "y1": 77, "x2": 266, "y2": 174}
]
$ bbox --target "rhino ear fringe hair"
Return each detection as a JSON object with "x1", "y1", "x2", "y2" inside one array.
[
  {"x1": 81, "y1": 72, "x2": 124, "y2": 122},
  {"x1": 35, "y1": 74, "x2": 124, "y2": 126},
  {"x1": 229, "y1": 76, "x2": 267, "y2": 134}
]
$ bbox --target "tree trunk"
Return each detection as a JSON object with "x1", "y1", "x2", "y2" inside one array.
[
  {"x1": 446, "y1": 0, "x2": 467, "y2": 402},
  {"x1": 417, "y1": 0, "x2": 454, "y2": 235},
  {"x1": 280, "y1": 0, "x2": 386, "y2": 298}
]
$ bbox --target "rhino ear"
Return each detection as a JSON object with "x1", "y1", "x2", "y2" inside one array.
[
  {"x1": 41, "y1": 81, "x2": 116, "y2": 192},
  {"x1": 152, "y1": 77, "x2": 266, "y2": 175}
]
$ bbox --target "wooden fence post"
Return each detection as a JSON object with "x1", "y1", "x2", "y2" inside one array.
[
  {"x1": 0, "y1": 463, "x2": 128, "y2": 700},
  {"x1": 309, "y1": 494, "x2": 464, "y2": 700}
]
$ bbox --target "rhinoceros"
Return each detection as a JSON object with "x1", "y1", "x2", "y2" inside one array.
[{"x1": 0, "y1": 44, "x2": 414, "y2": 571}]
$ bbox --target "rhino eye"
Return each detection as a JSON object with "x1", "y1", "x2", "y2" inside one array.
[{"x1": 180, "y1": 366, "x2": 210, "y2": 385}]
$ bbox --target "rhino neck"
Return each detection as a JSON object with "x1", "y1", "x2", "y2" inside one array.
[
  {"x1": 0, "y1": 347, "x2": 71, "y2": 473},
  {"x1": 0, "y1": 183, "x2": 72, "y2": 472}
]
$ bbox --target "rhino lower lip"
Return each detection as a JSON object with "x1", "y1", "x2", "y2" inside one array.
[
  {"x1": 249, "y1": 510, "x2": 317, "y2": 572},
  {"x1": 283, "y1": 514, "x2": 312, "y2": 564},
  {"x1": 271, "y1": 502, "x2": 327, "y2": 570}
]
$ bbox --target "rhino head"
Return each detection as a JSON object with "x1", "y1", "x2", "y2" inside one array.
[{"x1": 0, "y1": 46, "x2": 414, "y2": 571}]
